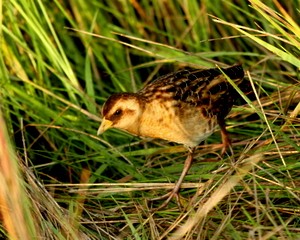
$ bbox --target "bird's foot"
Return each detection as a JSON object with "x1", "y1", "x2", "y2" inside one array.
[
  {"x1": 148, "y1": 188, "x2": 182, "y2": 212},
  {"x1": 148, "y1": 149, "x2": 195, "y2": 212}
]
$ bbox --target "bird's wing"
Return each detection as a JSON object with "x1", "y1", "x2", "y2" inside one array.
[{"x1": 138, "y1": 65, "x2": 244, "y2": 111}]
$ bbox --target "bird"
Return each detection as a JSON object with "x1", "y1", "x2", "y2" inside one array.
[{"x1": 97, "y1": 64, "x2": 245, "y2": 210}]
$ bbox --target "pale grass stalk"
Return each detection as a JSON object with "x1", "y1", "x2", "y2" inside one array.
[
  {"x1": 169, "y1": 153, "x2": 263, "y2": 240},
  {"x1": 0, "y1": 114, "x2": 34, "y2": 239}
]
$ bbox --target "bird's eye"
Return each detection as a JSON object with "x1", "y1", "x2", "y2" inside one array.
[{"x1": 113, "y1": 109, "x2": 122, "y2": 116}]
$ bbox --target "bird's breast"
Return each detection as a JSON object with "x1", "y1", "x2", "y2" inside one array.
[{"x1": 133, "y1": 100, "x2": 217, "y2": 147}]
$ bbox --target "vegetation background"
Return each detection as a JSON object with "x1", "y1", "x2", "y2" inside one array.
[{"x1": 0, "y1": 0, "x2": 299, "y2": 239}]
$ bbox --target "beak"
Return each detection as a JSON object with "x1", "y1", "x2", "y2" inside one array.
[{"x1": 97, "y1": 117, "x2": 113, "y2": 135}]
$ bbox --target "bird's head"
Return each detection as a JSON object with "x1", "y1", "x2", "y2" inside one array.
[{"x1": 97, "y1": 93, "x2": 143, "y2": 135}]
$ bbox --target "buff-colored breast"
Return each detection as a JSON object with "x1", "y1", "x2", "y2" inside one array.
[{"x1": 125, "y1": 99, "x2": 217, "y2": 147}]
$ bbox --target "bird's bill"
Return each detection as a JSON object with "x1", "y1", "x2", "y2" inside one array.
[{"x1": 97, "y1": 118, "x2": 113, "y2": 135}]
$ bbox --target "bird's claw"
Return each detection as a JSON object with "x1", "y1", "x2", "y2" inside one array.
[{"x1": 148, "y1": 189, "x2": 182, "y2": 212}]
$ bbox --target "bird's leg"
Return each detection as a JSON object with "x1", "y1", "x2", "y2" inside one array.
[
  {"x1": 218, "y1": 118, "x2": 232, "y2": 155},
  {"x1": 149, "y1": 148, "x2": 195, "y2": 211}
]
